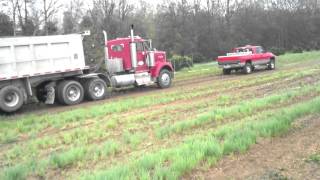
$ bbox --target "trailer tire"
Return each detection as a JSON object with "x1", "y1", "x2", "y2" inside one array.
[
  {"x1": 84, "y1": 78, "x2": 108, "y2": 101},
  {"x1": 243, "y1": 62, "x2": 253, "y2": 74},
  {"x1": 157, "y1": 69, "x2": 172, "y2": 88},
  {"x1": 0, "y1": 86, "x2": 24, "y2": 113},
  {"x1": 268, "y1": 59, "x2": 275, "y2": 70},
  {"x1": 57, "y1": 80, "x2": 84, "y2": 105},
  {"x1": 223, "y1": 69, "x2": 231, "y2": 75}
]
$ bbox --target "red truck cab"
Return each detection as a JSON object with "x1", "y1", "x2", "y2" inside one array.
[
  {"x1": 107, "y1": 37, "x2": 172, "y2": 78},
  {"x1": 217, "y1": 45, "x2": 276, "y2": 75},
  {"x1": 103, "y1": 26, "x2": 174, "y2": 88}
]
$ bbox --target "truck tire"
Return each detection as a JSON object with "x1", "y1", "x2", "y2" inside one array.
[
  {"x1": 84, "y1": 78, "x2": 108, "y2": 101},
  {"x1": 157, "y1": 69, "x2": 172, "y2": 88},
  {"x1": 57, "y1": 80, "x2": 84, "y2": 105},
  {"x1": 268, "y1": 59, "x2": 275, "y2": 70},
  {"x1": 243, "y1": 63, "x2": 253, "y2": 74},
  {"x1": 223, "y1": 69, "x2": 231, "y2": 75},
  {"x1": 0, "y1": 86, "x2": 24, "y2": 113}
]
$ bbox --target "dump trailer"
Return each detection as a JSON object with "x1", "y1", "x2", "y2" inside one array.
[{"x1": 0, "y1": 26, "x2": 174, "y2": 113}]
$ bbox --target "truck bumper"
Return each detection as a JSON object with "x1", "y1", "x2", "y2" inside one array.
[{"x1": 218, "y1": 61, "x2": 245, "y2": 69}]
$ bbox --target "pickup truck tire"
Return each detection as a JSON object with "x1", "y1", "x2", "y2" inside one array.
[
  {"x1": 84, "y1": 78, "x2": 108, "y2": 101},
  {"x1": 268, "y1": 59, "x2": 275, "y2": 70},
  {"x1": 157, "y1": 69, "x2": 172, "y2": 88},
  {"x1": 57, "y1": 80, "x2": 84, "y2": 105},
  {"x1": 243, "y1": 63, "x2": 253, "y2": 74},
  {"x1": 0, "y1": 86, "x2": 24, "y2": 113},
  {"x1": 223, "y1": 69, "x2": 231, "y2": 75}
]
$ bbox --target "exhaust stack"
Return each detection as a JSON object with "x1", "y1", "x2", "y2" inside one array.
[
  {"x1": 130, "y1": 25, "x2": 138, "y2": 69},
  {"x1": 103, "y1": 30, "x2": 109, "y2": 61}
]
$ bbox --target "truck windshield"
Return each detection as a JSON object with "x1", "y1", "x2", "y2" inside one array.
[
  {"x1": 143, "y1": 41, "x2": 150, "y2": 50},
  {"x1": 256, "y1": 46, "x2": 264, "y2": 53}
]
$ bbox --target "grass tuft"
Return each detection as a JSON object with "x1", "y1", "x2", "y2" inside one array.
[{"x1": 50, "y1": 147, "x2": 87, "y2": 169}]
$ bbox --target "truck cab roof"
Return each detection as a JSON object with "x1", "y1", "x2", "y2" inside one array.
[{"x1": 107, "y1": 37, "x2": 144, "y2": 44}]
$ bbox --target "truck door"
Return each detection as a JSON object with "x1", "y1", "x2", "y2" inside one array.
[
  {"x1": 255, "y1": 46, "x2": 265, "y2": 65},
  {"x1": 251, "y1": 47, "x2": 262, "y2": 65},
  {"x1": 135, "y1": 41, "x2": 149, "y2": 72}
]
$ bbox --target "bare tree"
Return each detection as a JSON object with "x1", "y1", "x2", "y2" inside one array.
[
  {"x1": 63, "y1": 0, "x2": 84, "y2": 33},
  {"x1": 42, "y1": 0, "x2": 60, "y2": 35},
  {"x1": 2, "y1": 0, "x2": 19, "y2": 36},
  {"x1": 118, "y1": 0, "x2": 133, "y2": 21}
]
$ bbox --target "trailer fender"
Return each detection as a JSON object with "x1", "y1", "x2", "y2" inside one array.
[{"x1": 78, "y1": 73, "x2": 111, "y2": 87}]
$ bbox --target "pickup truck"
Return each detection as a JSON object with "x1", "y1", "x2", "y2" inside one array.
[{"x1": 217, "y1": 45, "x2": 276, "y2": 75}]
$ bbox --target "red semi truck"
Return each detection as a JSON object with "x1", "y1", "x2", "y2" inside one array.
[
  {"x1": 217, "y1": 45, "x2": 276, "y2": 75},
  {"x1": 0, "y1": 26, "x2": 174, "y2": 113}
]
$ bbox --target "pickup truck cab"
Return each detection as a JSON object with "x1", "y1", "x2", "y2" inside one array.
[{"x1": 217, "y1": 45, "x2": 276, "y2": 75}]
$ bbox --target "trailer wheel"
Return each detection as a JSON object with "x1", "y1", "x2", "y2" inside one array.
[
  {"x1": 268, "y1": 59, "x2": 275, "y2": 70},
  {"x1": 243, "y1": 63, "x2": 253, "y2": 74},
  {"x1": 223, "y1": 69, "x2": 231, "y2": 75},
  {"x1": 57, "y1": 80, "x2": 84, "y2": 105},
  {"x1": 84, "y1": 78, "x2": 108, "y2": 101},
  {"x1": 0, "y1": 86, "x2": 24, "y2": 113},
  {"x1": 157, "y1": 69, "x2": 172, "y2": 88}
]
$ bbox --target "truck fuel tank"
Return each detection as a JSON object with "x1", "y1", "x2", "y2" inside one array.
[{"x1": 111, "y1": 74, "x2": 135, "y2": 87}]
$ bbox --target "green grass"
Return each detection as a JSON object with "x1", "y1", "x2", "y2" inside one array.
[
  {"x1": 1, "y1": 140, "x2": 121, "y2": 180},
  {"x1": 1, "y1": 65, "x2": 313, "y2": 145},
  {"x1": 80, "y1": 96, "x2": 320, "y2": 180},
  {"x1": 51, "y1": 147, "x2": 87, "y2": 168},
  {"x1": 156, "y1": 83, "x2": 320, "y2": 138},
  {"x1": 277, "y1": 51, "x2": 320, "y2": 67},
  {"x1": 1, "y1": 69, "x2": 320, "y2": 179},
  {"x1": 1, "y1": 51, "x2": 320, "y2": 179},
  {"x1": 308, "y1": 153, "x2": 320, "y2": 164},
  {"x1": 5, "y1": 68, "x2": 316, "y2": 168},
  {"x1": 123, "y1": 131, "x2": 147, "y2": 149}
]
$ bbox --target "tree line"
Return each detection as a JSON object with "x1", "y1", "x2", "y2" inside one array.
[{"x1": 1, "y1": 0, "x2": 320, "y2": 62}]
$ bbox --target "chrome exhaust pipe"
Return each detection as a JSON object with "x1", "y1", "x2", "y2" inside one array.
[
  {"x1": 103, "y1": 30, "x2": 109, "y2": 61},
  {"x1": 130, "y1": 25, "x2": 137, "y2": 69}
]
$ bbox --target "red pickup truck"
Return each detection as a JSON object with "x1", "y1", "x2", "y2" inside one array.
[{"x1": 217, "y1": 45, "x2": 276, "y2": 75}]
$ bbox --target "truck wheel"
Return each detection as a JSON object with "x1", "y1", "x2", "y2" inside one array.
[
  {"x1": 57, "y1": 80, "x2": 84, "y2": 105},
  {"x1": 223, "y1": 69, "x2": 231, "y2": 75},
  {"x1": 157, "y1": 69, "x2": 172, "y2": 88},
  {"x1": 243, "y1": 63, "x2": 253, "y2": 74},
  {"x1": 268, "y1": 59, "x2": 275, "y2": 70},
  {"x1": 84, "y1": 78, "x2": 108, "y2": 101},
  {"x1": 0, "y1": 86, "x2": 24, "y2": 113}
]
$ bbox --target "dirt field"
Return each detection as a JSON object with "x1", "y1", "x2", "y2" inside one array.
[{"x1": 1, "y1": 52, "x2": 320, "y2": 180}]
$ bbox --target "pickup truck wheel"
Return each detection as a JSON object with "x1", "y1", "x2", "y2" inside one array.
[
  {"x1": 57, "y1": 80, "x2": 84, "y2": 105},
  {"x1": 223, "y1": 69, "x2": 231, "y2": 75},
  {"x1": 157, "y1": 69, "x2": 172, "y2": 88},
  {"x1": 243, "y1": 63, "x2": 253, "y2": 74},
  {"x1": 84, "y1": 78, "x2": 108, "y2": 101},
  {"x1": 0, "y1": 86, "x2": 24, "y2": 113},
  {"x1": 268, "y1": 59, "x2": 275, "y2": 70}
]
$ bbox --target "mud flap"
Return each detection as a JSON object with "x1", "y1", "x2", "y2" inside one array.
[{"x1": 45, "y1": 86, "x2": 55, "y2": 104}]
